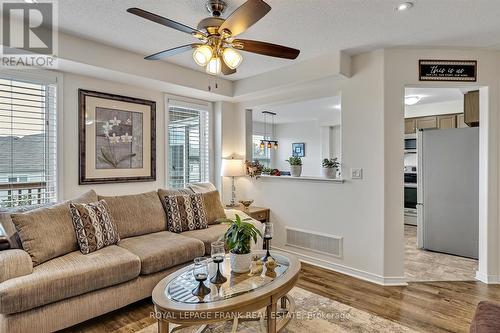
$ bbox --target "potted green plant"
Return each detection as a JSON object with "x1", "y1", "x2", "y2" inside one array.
[
  {"x1": 286, "y1": 156, "x2": 302, "y2": 177},
  {"x1": 322, "y1": 158, "x2": 340, "y2": 179},
  {"x1": 224, "y1": 214, "x2": 262, "y2": 273}
]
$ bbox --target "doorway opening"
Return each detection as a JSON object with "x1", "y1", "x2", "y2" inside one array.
[{"x1": 403, "y1": 87, "x2": 479, "y2": 282}]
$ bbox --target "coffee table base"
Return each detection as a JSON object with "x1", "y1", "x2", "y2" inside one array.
[{"x1": 157, "y1": 295, "x2": 295, "y2": 333}]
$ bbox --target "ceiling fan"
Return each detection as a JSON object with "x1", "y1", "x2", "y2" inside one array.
[{"x1": 127, "y1": 0, "x2": 300, "y2": 76}]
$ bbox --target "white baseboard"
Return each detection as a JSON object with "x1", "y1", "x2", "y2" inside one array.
[
  {"x1": 475, "y1": 271, "x2": 500, "y2": 284},
  {"x1": 273, "y1": 246, "x2": 408, "y2": 286}
]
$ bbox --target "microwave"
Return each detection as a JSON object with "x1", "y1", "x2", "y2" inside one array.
[{"x1": 404, "y1": 134, "x2": 417, "y2": 152}]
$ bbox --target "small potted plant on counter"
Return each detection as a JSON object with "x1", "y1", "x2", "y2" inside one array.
[
  {"x1": 322, "y1": 158, "x2": 340, "y2": 179},
  {"x1": 261, "y1": 167, "x2": 273, "y2": 176},
  {"x1": 286, "y1": 156, "x2": 302, "y2": 177},
  {"x1": 224, "y1": 214, "x2": 262, "y2": 273}
]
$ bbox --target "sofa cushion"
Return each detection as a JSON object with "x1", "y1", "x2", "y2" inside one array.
[
  {"x1": 69, "y1": 200, "x2": 120, "y2": 254},
  {"x1": 188, "y1": 182, "x2": 217, "y2": 194},
  {"x1": 118, "y1": 231, "x2": 204, "y2": 275},
  {"x1": 0, "y1": 245, "x2": 140, "y2": 314},
  {"x1": 181, "y1": 223, "x2": 230, "y2": 255},
  {"x1": 158, "y1": 187, "x2": 225, "y2": 226},
  {"x1": 98, "y1": 191, "x2": 167, "y2": 239},
  {"x1": 157, "y1": 187, "x2": 194, "y2": 210},
  {"x1": 0, "y1": 203, "x2": 51, "y2": 250},
  {"x1": 200, "y1": 190, "x2": 226, "y2": 225},
  {"x1": 164, "y1": 194, "x2": 208, "y2": 233},
  {"x1": 10, "y1": 190, "x2": 98, "y2": 266}
]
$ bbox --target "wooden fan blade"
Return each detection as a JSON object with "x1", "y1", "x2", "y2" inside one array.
[
  {"x1": 145, "y1": 44, "x2": 201, "y2": 60},
  {"x1": 218, "y1": 0, "x2": 271, "y2": 37},
  {"x1": 127, "y1": 8, "x2": 205, "y2": 36},
  {"x1": 233, "y1": 39, "x2": 300, "y2": 59},
  {"x1": 221, "y1": 60, "x2": 237, "y2": 75}
]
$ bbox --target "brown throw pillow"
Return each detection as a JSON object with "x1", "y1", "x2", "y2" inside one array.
[
  {"x1": 200, "y1": 190, "x2": 226, "y2": 225},
  {"x1": 164, "y1": 194, "x2": 208, "y2": 233},
  {"x1": 69, "y1": 200, "x2": 120, "y2": 254},
  {"x1": 11, "y1": 190, "x2": 98, "y2": 266}
]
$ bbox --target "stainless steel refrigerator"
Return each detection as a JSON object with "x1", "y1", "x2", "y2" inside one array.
[{"x1": 417, "y1": 127, "x2": 479, "y2": 259}]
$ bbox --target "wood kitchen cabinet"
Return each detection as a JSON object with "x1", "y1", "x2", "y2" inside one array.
[
  {"x1": 437, "y1": 114, "x2": 457, "y2": 129},
  {"x1": 415, "y1": 116, "x2": 438, "y2": 129},
  {"x1": 406, "y1": 113, "x2": 465, "y2": 132},
  {"x1": 405, "y1": 118, "x2": 416, "y2": 134},
  {"x1": 464, "y1": 90, "x2": 479, "y2": 127}
]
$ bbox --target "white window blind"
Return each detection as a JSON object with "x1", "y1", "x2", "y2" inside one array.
[
  {"x1": 168, "y1": 100, "x2": 209, "y2": 189},
  {"x1": 0, "y1": 76, "x2": 57, "y2": 208}
]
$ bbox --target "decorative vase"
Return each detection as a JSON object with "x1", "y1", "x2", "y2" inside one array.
[
  {"x1": 290, "y1": 165, "x2": 302, "y2": 177},
  {"x1": 229, "y1": 252, "x2": 252, "y2": 273},
  {"x1": 322, "y1": 167, "x2": 337, "y2": 179}
]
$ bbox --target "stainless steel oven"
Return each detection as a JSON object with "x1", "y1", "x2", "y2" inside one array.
[
  {"x1": 404, "y1": 166, "x2": 418, "y2": 222},
  {"x1": 404, "y1": 133, "x2": 417, "y2": 153}
]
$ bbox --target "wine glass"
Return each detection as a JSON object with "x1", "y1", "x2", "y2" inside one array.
[
  {"x1": 262, "y1": 222, "x2": 274, "y2": 262},
  {"x1": 210, "y1": 241, "x2": 227, "y2": 284},
  {"x1": 192, "y1": 257, "x2": 211, "y2": 297}
]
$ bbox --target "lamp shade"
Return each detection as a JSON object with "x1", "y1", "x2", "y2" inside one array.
[{"x1": 221, "y1": 158, "x2": 245, "y2": 177}]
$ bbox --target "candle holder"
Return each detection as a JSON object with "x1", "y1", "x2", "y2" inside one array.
[
  {"x1": 262, "y1": 222, "x2": 274, "y2": 262},
  {"x1": 210, "y1": 241, "x2": 227, "y2": 284},
  {"x1": 192, "y1": 257, "x2": 211, "y2": 297}
]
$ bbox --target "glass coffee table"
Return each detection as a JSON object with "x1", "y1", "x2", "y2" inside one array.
[{"x1": 152, "y1": 250, "x2": 300, "y2": 333}]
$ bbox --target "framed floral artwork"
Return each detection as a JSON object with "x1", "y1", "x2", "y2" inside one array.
[{"x1": 78, "y1": 89, "x2": 156, "y2": 184}]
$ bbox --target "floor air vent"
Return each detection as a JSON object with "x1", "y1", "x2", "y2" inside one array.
[{"x1": 285, "y1": 227, "x2": 343, "y2": 257}]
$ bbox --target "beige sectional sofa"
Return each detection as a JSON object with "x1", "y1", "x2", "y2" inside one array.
[{"x1": 0, "y1": 186, "x2": 261, "y2": 333}]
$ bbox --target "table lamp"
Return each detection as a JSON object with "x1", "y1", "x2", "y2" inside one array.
[{"x1": 221, "y1": 157, "x2": 245, "y2": 207}]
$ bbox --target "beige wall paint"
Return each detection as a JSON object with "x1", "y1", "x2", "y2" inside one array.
[
  {"x1": 61, "y1": 72, "x2": 166, "y2": 199},
  {"x1": 224, "y1": 51, "x2": 391, "y2": 284},
  {"x1": 223, "y1": 48, "x2": 500, "y2": 285},
  {"x1": 384, "y1": 48, "x2": 500, "y2": 281}
]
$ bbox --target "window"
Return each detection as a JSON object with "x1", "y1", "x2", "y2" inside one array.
[
  {"x1": 252, "y1": 134, "x2": 271, "y2": 167},
  {"x1": 167, "y1": 100, "x2": 210, "y2": 188},
  {"x1": 0, "y1": 75, "x2": 57, "y2": 208}
]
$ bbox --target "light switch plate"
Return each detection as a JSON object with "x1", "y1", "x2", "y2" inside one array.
[{"x1": 351, "y1": 168, "x2": 363, "y2": 179}]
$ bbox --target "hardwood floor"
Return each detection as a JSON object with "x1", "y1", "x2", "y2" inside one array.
[{"x1": 61, "y1": 263, "x2": 500, "y2": 333}]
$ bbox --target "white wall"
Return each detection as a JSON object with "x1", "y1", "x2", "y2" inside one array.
[
  {"x1": 273, "y1": 121, "x2": 322, "y2": 176},
  {"x1": 384, "y1": 48, "x2": 500, "y2": 281},
  {"x1": 61, "y1": 72, "x2": 167, "y2": 199},
  {"x1": 405, "y1": 100, "x2": 463, "y2": 118},
  {"x1": 230, "y1": 50, "x2": 391, "y2": 284},
  {"x1": 223, "y1": 48, "x2": 500, "y2": 285}
]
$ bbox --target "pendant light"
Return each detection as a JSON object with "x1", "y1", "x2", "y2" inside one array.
[{"x1": 260, "y1": 111, "x2": 279, "y2": 150}]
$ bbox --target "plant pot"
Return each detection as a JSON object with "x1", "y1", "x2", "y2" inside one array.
[
  {"x1": 322, "y1": 167, "x2": 337, "y2": 179},
  {"x1": 229, "y1": 252, "x2": 252, "y2": 273},
  {"x1": 290, "y1": 165, "x2": 302, "y2": 177}
]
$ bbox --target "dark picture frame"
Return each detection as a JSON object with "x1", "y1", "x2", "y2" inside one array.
[
  {"x1": 78, "y1": 89, "x2": 156, "y2": 184},
  {"x1": 292, "y1": 143, "x2": 305, "y2": 157},
  {"x1": 419, "y1": 60, "x2": 477, "y2": 82}
]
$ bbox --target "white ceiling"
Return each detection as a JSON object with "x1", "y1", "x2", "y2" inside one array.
[
  {"x1": 59, "y1": 0, "x2": 500, "y2": 81},
  {"x1": 405, "y1": 87, "x2": 464, "y2": 105},
  {"x1": 253, "y1": 96, "x2": 341, "y2": 124}
]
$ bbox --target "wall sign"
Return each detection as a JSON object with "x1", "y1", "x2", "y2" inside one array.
[{"x1": 419, "y1": 60, "x2": 477, "y2": 82}]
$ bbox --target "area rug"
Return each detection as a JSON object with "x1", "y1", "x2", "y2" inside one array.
[{"x1": 138, "y1": 287, "x2": 418, "y2": 332}]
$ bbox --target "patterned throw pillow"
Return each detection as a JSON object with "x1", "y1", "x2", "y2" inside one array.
[
  {"x1": 69, "y1": 200, "x2": 120, "y2": 254},
  {"x1": 164, "y1": 194, "x2": 208, "y2": 233}
]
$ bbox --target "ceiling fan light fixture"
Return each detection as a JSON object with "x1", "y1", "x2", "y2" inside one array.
[
  {"x1": 206, "y1": 56, "x2": 222, "y2": 75},
  {"x1": 193, "y1": 45, "x2": 213, "y2": 66},
  {"x1": 222, "y1": 48, "x2": 243, "y2": 69}
]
